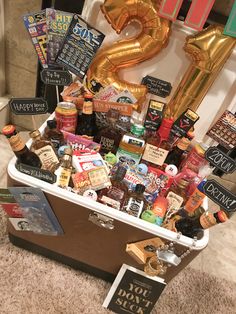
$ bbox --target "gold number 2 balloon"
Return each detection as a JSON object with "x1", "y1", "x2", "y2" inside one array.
[
  {"x1": 86, "y1": 0, "x2": 171, "y2": 112},
  {"x1": 165, "y1": 25, "x2": 236, "y2": 119}
]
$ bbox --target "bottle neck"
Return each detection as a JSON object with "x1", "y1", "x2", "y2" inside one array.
[
  {"x1": 8, "y1": 133, "x2": 26, "y2": 152},
  {"x1": 82, "y1": 99, "x2": 93, "y2": 115}
]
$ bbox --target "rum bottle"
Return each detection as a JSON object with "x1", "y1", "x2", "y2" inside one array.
[
  {"x1": 164, "y1": 137, "x2": 190, "y2": 167},
  {"x1": 2, "y1": 125, "x2": 42, "y2": 168}
]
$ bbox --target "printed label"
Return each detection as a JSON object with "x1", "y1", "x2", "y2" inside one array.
[
  {"x1": 171, "y1": 109, "x2": 199, "y2": 138},
  {"x1": 100, "y1": 136, "x2": 115, "y2": 152},
  {"x1": 125, "y1": 198, "x2": 144, "y2": 217},
  {"x1": 166, "y1": 192, "x2": 183, "y2": 211},
  {"x1": 83, "y1": 100, "x2": 93, "y2": 114},
  {"x1": 200, "y1": 212, "x2": 217, "y2": 229},
  {"x1": 34, "y1": 145, "x2": 59, "y2": 170},
  {"x1": 101, "y1": 195, "x2": 120, "y2": 210},
  {"x1": 55, "y1": 167, "x2": 71, "y2": 188},
  {"x1": 144, "y1": 100, "x2": 165, "y2": 131},
  {"x1": 93, "y1": 99, "x2": 133, "y2": 116},
  {"x1": 9, "y1": 134, "x2": 25, "y2": 152},
  {"x1": 116, "y1": 148, "x2": 142, "y2": 166},
  {"x1": 142, "y1": 144, "x2": 169, "y2": 166}
]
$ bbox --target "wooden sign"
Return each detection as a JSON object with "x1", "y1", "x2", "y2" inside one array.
[
  {"x1": 205, "y1": 147, "x2": 236, "y2": 174},
  {"x1": 203, "y1": 180, "x2": 236, "y2": 212},
  {"x1": 41, "y1": 69, "x2": 73, "y2": 86},
  {"x1": 142, "y1": 76, "x2": 172, "y2": 98},
  {"x1": 9, "y1": 98, "x2": 48, "y2": 115},
  {"x1": 16, "y1": 163, "x2": 56, "y2": 184}
]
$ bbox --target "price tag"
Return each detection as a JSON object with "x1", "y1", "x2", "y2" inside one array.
[
  {"x1": 41, "y1": 69, "x2": 73, "y2": 86},
  {"x1": 205, "y1": 147, "x2": 236, "y2": 174},
  {"x1": 16, "y1": 163, "x2": 56, "y2": 184},
  {"x1": 9, "y1": 98, "x2": 48, "y2": 115},
  {"x1": 142, "y1": 76, "x2": 172, "y2": 98},
  {"x1": 203, "y1": 180, "x2": 236, "y2": 212}
]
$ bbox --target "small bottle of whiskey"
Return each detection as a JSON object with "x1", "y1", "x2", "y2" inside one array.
[
  {"x1": 29, "y1": 129, "x2": 59, "y2": 171},
  {"x1": 2, "y1": 125, "x2": 42, "y2": 168},
  {"x1": 43, "y1": 119, "x2": 64, "y2": 150},
  {"x1": 54, "y1": 147, "x2": 73, "y2": 189},
  {"x1": 122, "y1": 184, "x2": 147, "y2": 218}
]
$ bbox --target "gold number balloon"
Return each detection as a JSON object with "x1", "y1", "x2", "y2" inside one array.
[
  {"x1": 165, "y1": 25, "x2": 236, "y2": 119},
  {"x1": 86, "y1": 0, "x2": 171, "y2": 112}
]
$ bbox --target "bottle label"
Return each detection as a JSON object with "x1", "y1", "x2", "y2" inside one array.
[
  {"x1": 50, "y1": 138, "x2": 61, "y2": 150},
  {"x1": 100, "y1": 136, "x2": 115, "y2": 152},
  {"x1": 83, "y1": 100, "x2": 93, "y2": 114},
  {"x1": 200, "y1": 212, "x2": 217, "y2": 229},
  {"x1": 142, "y1": 143, "x2": 169, "y2": 166},
  {"x1": 55, "y1": 167, "x2": 71, "y2": 188},
  {"x1": 116, "y1": 147, "x2": 142, "y2": 166},
  {"x1": 124, "y1": 198, "x2": 144, "y2": 218},
  {"x1": 34, "y1": 145, "x2": 59, "y2": 170},
  {"x1": 185, "y1": 190, "x2": 205, "y2": 213},
  {"x1": 9, "y1": 134, "x2": 25, "y2": 152},
  {"x1": 101, "y1": 195, "x2": 121, "y2": 210},
  {"x1": 166, "y1": 192, "x2": 183, "y2": 211}
]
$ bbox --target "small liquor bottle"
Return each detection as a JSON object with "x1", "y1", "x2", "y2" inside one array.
[
  {"x1": 43, "y1": 119, "x2": 64, "y2": 150},
  {"x1": 94, "y1": 109, "x2": 122, "y2": 155},
  {"x1": 54, "y1": 147, "x2": 73, "y2": 189},
  {"x1": 76, "y1": 94, "x2": 97, "y2": 139},
  {"x1": 29, "y1": 129, "x2": 59, "y2": 171},
  {"x1": 175, "y1": 210, "x2": 228, "y2": 238},
  {"x1": 98, "y1": 166, "x2": 128, "y2": 210},
  {"x1": 164, "y1": 137, "x2": 190, "y2": 167},
  {"x1": 166, "y1": 179, "x2": 190, "y2": 212},
  {"x1": 122, "y1": 184, "x2": 147, "y2": 217},
  {"x1": 2, "y1": 125, "x2": 42, "y2": 168}
]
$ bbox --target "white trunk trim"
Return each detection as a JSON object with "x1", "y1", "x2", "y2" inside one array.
[{"x1": 0, "y1": 0, "x2": 5, "y2": 97}]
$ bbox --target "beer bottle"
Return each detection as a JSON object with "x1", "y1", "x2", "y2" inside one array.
[{"x1": 2, "y1": 125, "x2": 42, "y2": 168}]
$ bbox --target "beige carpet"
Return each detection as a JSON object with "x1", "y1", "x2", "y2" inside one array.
[{"x1": 0, "y1": 211, "x2": 236, "y2": 314}]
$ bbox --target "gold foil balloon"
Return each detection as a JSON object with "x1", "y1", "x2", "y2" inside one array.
[
  {"x1": 165, "y1": 25, "x2": 236, "y2": 119},
  {"x1": 86, "y1": 0, "x2": 171, "y2": 112}
]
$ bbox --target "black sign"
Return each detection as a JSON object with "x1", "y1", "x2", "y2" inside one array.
[
  {"x1": 203, "y1": 180, "x2": 236, "y2": 212},
  {"x1": 144, "y1": 100, "x2": 165, "y2": 131},
  {"x1": 171, "y1": 108, "x2": 199, "y2": 138},
  {"x1": 205, "y1": 147, "x2": 236, "y2": 174},
  {"x1": 16, "y1": 163, "x2": 56, "y2": 184},
  {"x1": 9, "y1": 98, "x2": 48, "y2": 115},
  {"x1": 142, "y1": 76, "x2": 172, "y2": 98},
  {"x1": 41, "y1": 69, "x2": 72, "y2": 86}
]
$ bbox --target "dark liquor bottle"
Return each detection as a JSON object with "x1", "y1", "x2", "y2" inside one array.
[
  {"x1": 98, "y1": 166, "x2": 128, "y2": 210},
  {"x1": 43, "y1": 119, "x2": 65, "y2": 150},
  {"x1": 175, "y1": 210, "x2": 228, "y2": 238},
  {"x1": 2, "y1": 125, "x2": 42, "y2": 168},
  {"x1": 164, "y1": 137, "x2": 190, "y2": 167},
  {"x1": 76, "y1": 94, "x2": 97, "y2": 139},
  {"x1": 122, "y1": 184, "x2": 147, "y2": 217}
]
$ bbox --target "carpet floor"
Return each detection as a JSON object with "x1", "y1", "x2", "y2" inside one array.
[{"x1": 0, "y1": 210, "x2": 236, "y2": 314}]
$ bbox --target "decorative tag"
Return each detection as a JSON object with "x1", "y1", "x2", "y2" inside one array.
[
  {"x1": 142, "y1": 76, "x2": 172, "y2": 98},
  {"x1": 93, "y1": 99, "x2": 133, "y2": 116},
  {"x1": 41, "y1": 69, "x2": 72, "y2": 86},
  {"x1": 224, "y1": 1, "x2": 236, "y2": 38},
  {"x1": 205, "y1": 147, "x2": 236, "y2": 174},
  {"x1": 203, "y1": 179, "x2": 236, "y2": 212},
  {"x1": 142, "y1": 144, "x2": 169, "y2": 166},
  {"x1": 206, "y1": 110, "x2": 236, "y2": 150},
  {"x1": 171, "y1": 108, "x2": 199, "y2": 138},
  {"x1": 103, "y1": 264, "x2": 166, "y2": 314},
  {"x1": 15, "y1": 163, "x2": 56, "y2": 184},
  {"x1": 184, "y1": 0, "x2": 216, "y2": 31},
  {"x1": 158, "y1": 0, "x2": 184, "y2": 21},
  {"x1": 56, "y1": 14, "x2": 105, "y2": 79},
  {"x1": 9, "y1": 98, "x2": 48, "y2": 115},
  {"x1": 144, "y1": 100, "x2": 165, "y2": 131}
]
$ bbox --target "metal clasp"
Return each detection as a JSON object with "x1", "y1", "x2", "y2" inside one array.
[{"x1": 88, "y1": 212, "x2": 114, "y2": 230}]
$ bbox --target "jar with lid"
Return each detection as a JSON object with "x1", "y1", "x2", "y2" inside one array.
[{"x1": 55, "y1": 102, "x2": 78, "y2": 134}]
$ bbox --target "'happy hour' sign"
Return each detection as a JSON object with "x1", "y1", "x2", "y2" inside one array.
[{"x1": 9, "y1": 98, "x2": 48, "y2": 115}]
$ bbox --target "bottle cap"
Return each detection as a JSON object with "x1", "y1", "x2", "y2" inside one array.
[
  {"x1": 2, "y1": 125, "x2": 16, "y2": 135},
  {"x1": 64, "y1": 147, "x2": 73, "y2": 156},
  {"x1": 47, "y1": 120, "x2": 57, "y2": 129},
  {"x1": 29, "y1": 130, "x2": 41, "y2": 139},
  {"x1": 177, "y1": 137, "x2": 190, "y2": 151},
  {"x1": 217, "y1": 210, "x2": 228, "y2": 223},
  {"x1": 165, "y1": 164, "x2": 178, "y2": 176},
  {"x1": 115, "y1": 166, "x2": 127, "y2": 180},
  {"x1": 84, "y1": 93, "x2": 93, "y2": 99},
  {"x1": 135, "y1": 184, "x2": 145, "y2": 194},
  {"x1": 131, "y1": 124, "x2": 145, "y2": 137}
]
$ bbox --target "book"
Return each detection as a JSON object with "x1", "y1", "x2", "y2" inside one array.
[
  {"x1": 46, "y1": 8, "x2": 73, "y2": 66},
  {"x1": 103, "y1": 264, "x2": 166, "y2": 314}
]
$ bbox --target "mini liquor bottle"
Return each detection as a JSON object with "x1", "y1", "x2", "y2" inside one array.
[
  {"x1": 164, "y1": 137, "x2": 190, "y2": 167},
  {"x1": 122, "y1": 184, "x2": 147, "y2": 218},
  {"x1": 2, "y1": 125, "x2": 42, "y2": 168},
  {"x1": 43, "y1": 119, "x2": 65, "y2": 150},
  {"x1": 175, "y1": 210, "x2": 228, "y2": 238},
  {"x1": 94, "y1": 109, "x2": 122, "y2": 155},
  {"x1": 166, "y1": 178, "x2": 190, "y2": 212},
  {"x1": 76, "y1": 94, "x2": 97, "y2": 139},
  {"x1": 54, "y1": 147, "x2": 73, "y2": 189},
  {"x1": 29, "y1": 129, "x2": 59, "y2": 171},
  {"x1": 98, "y1": 166, "x2": 128, "y2": 210}
]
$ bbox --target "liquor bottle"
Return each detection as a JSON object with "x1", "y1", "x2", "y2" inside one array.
[
  {"x1": 43, "y1": 119, "x2": 65, "y2": 150},
  {"x1": 166, "y1": 179, "x2": 190, "y2": 212},
  {"x1": 29, "y1": 129, "x2": 59, "y2": 171},
  {"x1": 98, "y1": 166, "x2": 128, "y2": 210},
  {"x1": 2, "y1": 125, "x2": 42, "y2": 168},
  {"x1": 54, "y1": 147, "x2": 73, "y2": 189},
  {"x1": 180, "y1": 142, "x2": 209, "y2": 173},
  {"x1": 122, "y1": 184, "x2": 147, "y2": 218},
  {"x1": 141, "y1": 118, "x2": 174, "y2": 167},
  {"x1": 164, "y1": 137, "x2": 190, "y2": 167},
  {"x1": 175, "y1": 210, "x2": 228, "y2": 238},
  {"x1": 76, "y1": 94, "x2": 97, "y2": 139},
  {"x1": 122, "y1": 124, "x2": 145, "y2": 147},
  {"x1": 94, "y1": 109, "x2": 122, "y2": 155},
  {"x1": 184, "y1": 180, "x2": 206, "y2": 215}
]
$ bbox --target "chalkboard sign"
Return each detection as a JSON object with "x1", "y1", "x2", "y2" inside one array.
[
  {"x1": 203, "y1": 180, "x2": 236, "y2": 212},
  {"x1": 9, "y1": 98, "x2": 48, "y2": 115},
  {"x1": 16, "y1": 163, "x2": 56, "y2": 184},
  {"x1": 205, "y1": 147, "x2": 236, "y2": 174},
  {"x1": 41, "y1": 69, "x2": 73, "y2": 86},
  {"x1": 142, "y1": 76, "x2": 172, "y2": 98}
]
